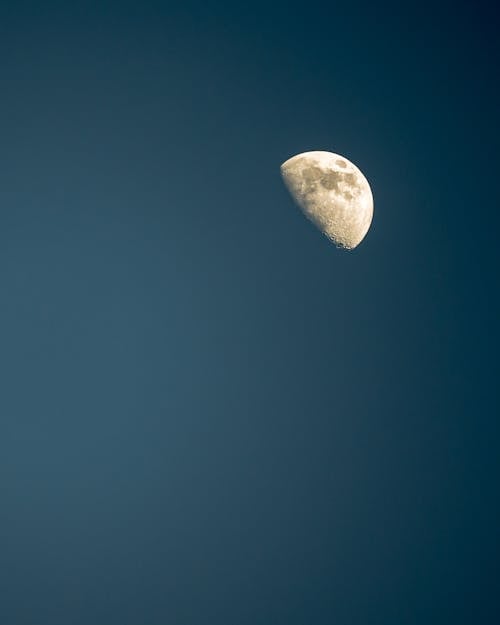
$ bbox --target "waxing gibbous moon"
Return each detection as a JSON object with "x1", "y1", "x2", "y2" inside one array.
[{"x1": 280, "y1": 150, "x2": 373, "y2": 250}]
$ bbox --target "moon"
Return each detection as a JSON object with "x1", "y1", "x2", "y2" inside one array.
[{"x1": 280, "y1": 150, "x2": 373, "y2": 250}]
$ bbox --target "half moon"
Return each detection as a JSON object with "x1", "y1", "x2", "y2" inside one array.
[{"x1": 280, "y1": 150, "x2": 373, "y2": 250}]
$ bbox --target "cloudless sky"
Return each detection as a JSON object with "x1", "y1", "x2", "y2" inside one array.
[{"x1": 1, "y1": 2, "x2": 499, "y2": 624}]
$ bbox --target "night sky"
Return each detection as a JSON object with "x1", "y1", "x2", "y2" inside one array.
[{"x1": 1, "y1": 2, "x2": 499, "y2": 624}]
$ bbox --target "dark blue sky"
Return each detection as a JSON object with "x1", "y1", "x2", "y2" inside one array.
[{"x1": 1, "y1": 2, "x2": 499, "y2": 624}]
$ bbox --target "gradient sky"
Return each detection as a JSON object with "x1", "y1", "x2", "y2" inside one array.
[{"x1": 1, "y1": 2, "x2": 499, "y2": 624}]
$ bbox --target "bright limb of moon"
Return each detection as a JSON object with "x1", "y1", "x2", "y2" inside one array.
[{"x1": 280, "y1": 151, "x2": 373, "y2": 250}]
